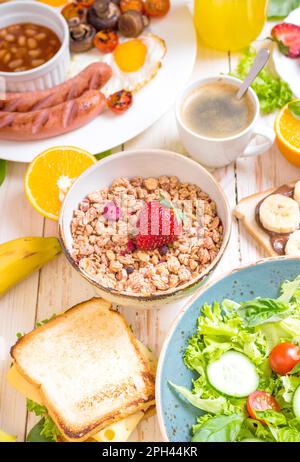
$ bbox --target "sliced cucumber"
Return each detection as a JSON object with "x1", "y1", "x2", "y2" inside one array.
[
  {"x1": 293, "y1": 384, "x2": 300, "y2": 417},
  {"x1": 206, "y1": 351, "x2": 259, "y2": 398}
]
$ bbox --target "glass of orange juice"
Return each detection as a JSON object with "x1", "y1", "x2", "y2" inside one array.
[{"x1": 194, "y1": 0, "x2": 269, "y2": 51}]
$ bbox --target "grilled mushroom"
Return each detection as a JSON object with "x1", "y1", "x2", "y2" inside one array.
[
  {"x1": 87, "y1": 0, "x2": 121, "y2": 30},
  {"x1": 70, "y1": 23, "x2": 96, "y2": 52},
  {"x1": 118, "y1": 10, "x2": 149, "y2": 37}
]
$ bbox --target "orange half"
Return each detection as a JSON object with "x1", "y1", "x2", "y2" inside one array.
[
  {"x1": 275, "y1": 101, "x2": 300, "y2": 167},
  {"x1": 25, "y1": 146, "x2": 96, "y2": 221}
]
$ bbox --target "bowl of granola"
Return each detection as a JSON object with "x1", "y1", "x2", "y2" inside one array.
[{"x1": 59, "y1": 149, "x2": 231, "y2": 308}]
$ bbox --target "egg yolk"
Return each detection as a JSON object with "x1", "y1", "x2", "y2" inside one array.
[{"x1": 114, "y1": 39, "x2": 147, "y2": 73}]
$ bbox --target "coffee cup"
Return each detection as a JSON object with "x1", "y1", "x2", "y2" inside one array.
[{"x1": 176, "y1": 75, "x2": 274, "y2": 168}]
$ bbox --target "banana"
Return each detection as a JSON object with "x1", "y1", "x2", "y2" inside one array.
[
  {"x1": 259, "y1": 194, "x2": 300, "y2": 234},
  {"x1": 285, "y1": 230, "x2": 300, "y2": 256},
  {"x1": 0, "y1": 237, "x2": 61, "y2": 296},
  {"x1": 0, "y1": 429, "x2": 16, "y2": 442},
  {"x1": 294, "y1": 180, "x2": 300, "y2": 206}
]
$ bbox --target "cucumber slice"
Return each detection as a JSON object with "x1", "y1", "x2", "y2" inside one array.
[
  {"x1": 206, "y1": 351, "x2": 259, "y2": 398},
  {"x1": 293, "y1": 384, "x2": 300, "y2": 417}
]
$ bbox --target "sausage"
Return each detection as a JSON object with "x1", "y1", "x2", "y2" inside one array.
[
  {"x1": 0, "y1": 62, "x2": 112, "y2": 112},
  {"x1": 0, "y1": 89, "x2": 106, "y2": 141}
]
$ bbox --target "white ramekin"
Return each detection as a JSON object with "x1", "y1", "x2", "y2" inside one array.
[{"x1": 0, "y1": 1, "x2": 70, "y2": 92}]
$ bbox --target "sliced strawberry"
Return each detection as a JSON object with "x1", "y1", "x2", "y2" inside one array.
[
  {"x1": 136, "y1": 201, "x2": 182, "y2": 251},
  {"x1": 271, "y1": 23, "x2": 300, "y2": 58}
]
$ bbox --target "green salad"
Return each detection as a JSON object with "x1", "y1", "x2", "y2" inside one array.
[{"x1": 170, "y1": 276, "x2": 300, "y2": 442}]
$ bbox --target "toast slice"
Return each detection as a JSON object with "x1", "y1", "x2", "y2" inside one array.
[
  {"x1": 234, "y1": 182, "x2": 297, "y2": 257},
  {"x1": 11, "y1": 298, "x2": 155, "y2": 442}
]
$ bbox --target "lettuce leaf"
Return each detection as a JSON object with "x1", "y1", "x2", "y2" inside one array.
[
  {"x1": 231, "y1": 47, "x2": 292, "y2": 114},
  {"x1": 26, "y1": 399, "x2": 60, "y2": 442}
]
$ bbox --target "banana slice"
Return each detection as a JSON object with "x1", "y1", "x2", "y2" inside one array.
[
  {"x1": 259, "y1": 194, "x2": 300, "y2": 234},
  {"x1": 285, "y1": 230, "x2": 300, "y2": 256},
  {"x1": 294, "y1": 180, "x2": 300, "y2": 206}
]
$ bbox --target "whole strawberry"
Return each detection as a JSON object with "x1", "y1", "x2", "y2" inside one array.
[
  {"x1": 271, "y1": 23, "x2": 300, "y2": 59},
  {"x1": 136, "y1": 201, "x2": 182, "y2": 251}
]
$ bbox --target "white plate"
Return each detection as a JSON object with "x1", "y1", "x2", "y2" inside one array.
[
  {"x1": 0, "y1": 0, "x2": 197, "y2": 162},
  {"x1": 272, "y1": 7, "x2": 300, "y2": 98}
]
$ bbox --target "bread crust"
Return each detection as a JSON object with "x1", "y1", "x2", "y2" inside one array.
[{"x1": 11, "y1": 298, "x2": 155, "y2": 441}]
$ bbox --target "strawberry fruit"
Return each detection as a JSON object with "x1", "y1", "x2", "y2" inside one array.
[
  {"x1": 136, "y1": 201, "x2": 182, "y2": 251},
  {"x1": 271, "y1": 23, "x2": 300, "y2": 59}
]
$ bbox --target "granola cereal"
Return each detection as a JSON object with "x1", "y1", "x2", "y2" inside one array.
[{"x1": 71, "y1": 176, "x2": 224, "y2": 296}]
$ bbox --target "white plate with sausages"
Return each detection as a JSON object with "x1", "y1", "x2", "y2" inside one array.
[{"x1": 0, "y1": 0, "x2": 197, "y2": 163}]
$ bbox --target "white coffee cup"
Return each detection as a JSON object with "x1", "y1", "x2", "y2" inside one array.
[{"x1": 176, "y1": 75, "x2": 274, "y2": 168}]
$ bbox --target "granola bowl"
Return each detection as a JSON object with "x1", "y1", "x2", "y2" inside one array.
[{"x1": 59, "y1": 149, "x2": 231, "y2": 309}]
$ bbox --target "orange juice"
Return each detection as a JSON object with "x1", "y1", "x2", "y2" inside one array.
[{"x1": 194, "y1": 0, "x2": 269, "y2": 51}]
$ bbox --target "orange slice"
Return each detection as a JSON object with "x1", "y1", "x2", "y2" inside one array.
[
  {"x1": 275, "y1": 101, "x2": 300, "y2": 167},
  {"x1": 25, "y1": 146, "x2": 96, "y2": 221}
]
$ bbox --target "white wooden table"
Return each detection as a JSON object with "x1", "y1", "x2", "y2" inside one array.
[{"x1": 0, "y1": 15, "x2": 299, "y2": 442}]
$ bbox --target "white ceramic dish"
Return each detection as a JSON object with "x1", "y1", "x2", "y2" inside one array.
[
  {"x1": 59, "y1": 149, "x2": 231, "y2": 309},
  {"x1": 0, "y1": 1, "x2": 70, "y2": 93},
  {"x1": 272, "y1": 7, "x2": 300, "y2": 98},
  {"x1": 0, "y1": 0, "x2": 197, "y2": 163}
]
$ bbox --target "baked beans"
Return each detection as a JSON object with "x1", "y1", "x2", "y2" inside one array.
[{"x1": 0, "y1": 23, "x2": 61, "y2": 72}]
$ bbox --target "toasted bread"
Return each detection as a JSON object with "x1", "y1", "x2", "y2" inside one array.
[
  {"x1": 11, "y1": 298, "x2": 155, "y2": 442},
  {"x1": 234, "y1": 182, "x2": 297, "y2": 257}
]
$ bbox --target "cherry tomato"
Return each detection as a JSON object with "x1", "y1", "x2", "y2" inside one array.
[
  {"x1": 94, "y1": 30, "x2": 119, "y2": 53},
  {"x1": 107, "y1": 90, "x2": 133, "y2": 114},
  {"x1": 247, "y1": 391, "x2": 280, "y2": 423},
  {"x1": 144, "y1": 0, "x2": 170, "y2": 17},
  {"x1": 61, "y1": 3, "x2": 87, "y2": 23},
  {"x1": 120, "y1": 0, "x2": 144, "y2": 13},
  {"x1": 269, "y1": 342, "x2": 300, "y2": 375}
]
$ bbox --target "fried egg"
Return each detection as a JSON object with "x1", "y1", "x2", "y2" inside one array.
[{"x1": 101, "y1": 33, "x2": 166, "y2": 96}]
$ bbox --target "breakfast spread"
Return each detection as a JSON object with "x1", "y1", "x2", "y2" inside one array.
[
  {"x1": 71, "y1": 175, "x2": 223, "y2": 295},
  {"x1": 0, "y1": 23, "x2": 61, "y2": 72},
  {"x1": 169, "y1": 275, "x2": 300, "y2": 442},
  {"x1": 234, "y1": 180, "x2": 300, "y2": 256},
  {"x1": 3, "y1": 0, "x2": 300, "y2": 446},
  {"x1": 8, "y1": 298, "x2": 156, "y2": 442}
]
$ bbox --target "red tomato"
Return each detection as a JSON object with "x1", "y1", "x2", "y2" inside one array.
[
  {"x1": 144, "y1": 0, "x2": 170, "y2": 17},
  {"x1": 107, "y1": 90, "x2": 133, "y2": 114},
  {"x1": 61, "y1": 3, "x2": 87, "y2": 23},
  {"x1": 269, "y1": 342, "x2": 300, "y2": 375},
  {"x1": 93, "y1": 30, "x2": 119, "y2": 53},
  {"x1": 247, "y1": 391, "x2": 280, "y2": 423},
  {"x1": 120, "y1": 0, "x2": 144, "y2": 13}
]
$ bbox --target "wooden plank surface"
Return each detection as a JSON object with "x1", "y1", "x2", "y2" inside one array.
[{"x1": 0, "y1": 16, "x2": 293, "y2": 442}]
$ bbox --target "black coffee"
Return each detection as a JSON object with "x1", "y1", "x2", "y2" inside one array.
[{"x1": 181, "y1": 82, "x2": 255, "y2": 138}]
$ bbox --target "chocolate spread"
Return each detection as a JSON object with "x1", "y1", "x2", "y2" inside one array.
[{"x1": 255, "y1": 183, "x2": 295, "y2": 255}]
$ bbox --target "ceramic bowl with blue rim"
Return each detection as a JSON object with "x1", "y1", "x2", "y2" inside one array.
[{"x1": 156, "y1": 256, "x2": 300, "y2": 441}]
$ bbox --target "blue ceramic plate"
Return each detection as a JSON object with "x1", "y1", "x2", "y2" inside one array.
[{"x1": 156, "y1": 257, "x2": 300, "y2": 442}]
